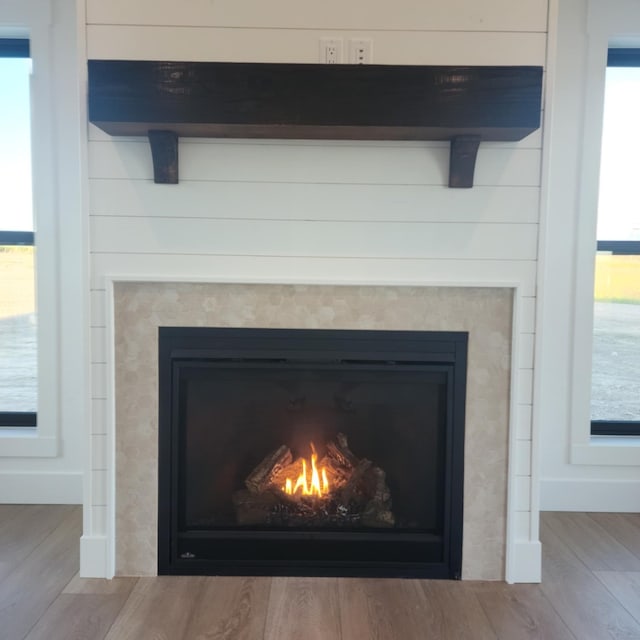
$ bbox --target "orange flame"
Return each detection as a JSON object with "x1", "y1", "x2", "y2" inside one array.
[{"x1": 282, "y1": 443, "x2": 330, "y2": 498}]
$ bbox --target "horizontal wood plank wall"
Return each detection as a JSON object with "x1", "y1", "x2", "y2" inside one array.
[
  {"x1": 86, "y1": 0, "x2": 548, "y2": 31},
  {"x1": 90, "y1": 218, "x2": 538, "y2": 260},
  {"x1": 87, "y1": 139, "x2": 543, "y2": 185},
  {"x1": 87, "y1": 28, "x2": 547, "y2": 65},
  {"x1": 85, "y1": 0, "x2": 547, "y2": 578}
]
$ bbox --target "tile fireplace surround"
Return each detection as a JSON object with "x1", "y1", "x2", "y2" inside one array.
[{"x1": 112, "y1": 282, "x2": 514, "y2": 580}]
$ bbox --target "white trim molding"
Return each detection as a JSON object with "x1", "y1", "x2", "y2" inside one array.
[
  {"x1": 80, "y1": 535, "x2": 110, "y2": 578},
  {"x1": 0, "y1": 430, "x2": 57, "y2": 457},
  {"x1": 572, "y1": 437, "x2": 640, "y2": 466},
  {"x1": 541, "y1": 478, "x2": 640, "y2": 512},
  {"x1": 505, "y1": 289, "x2": 539, "y2": 584},
  {"x1": 0, "y1": 471, "x2": 82, "y2": 503},
  {"x1": 507, "y1": 541, "x2": 542, "y2": 584}
]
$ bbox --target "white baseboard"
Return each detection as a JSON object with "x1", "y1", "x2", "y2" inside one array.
[
  {"x1": 0, "y1": 471, "x2": 82, "y2": 504},
  {"x1": 506, "y1": 541, "x2": 541, "y2": 583},
  {"x1": 541, "y1": 478, "x2": 640, "y2": 512},
  {"x1": 80, "y1": 535, "x2": 110, "y2": 578}
]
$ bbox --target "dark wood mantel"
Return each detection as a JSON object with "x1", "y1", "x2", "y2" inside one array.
[{"x1": 88, "y1": 60, "x2": 543, "y2": 187}]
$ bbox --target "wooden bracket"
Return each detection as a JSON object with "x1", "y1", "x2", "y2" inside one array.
[
  {"x1": 148, "y1": 130, "x2": 179, "y2": 184},
  {"x1": 449, "y1": 135, "x2": 481, "y2": 188}
]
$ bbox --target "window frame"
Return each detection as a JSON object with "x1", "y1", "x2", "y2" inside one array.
[
  {"x1": 0, "y1": 36, "x2": 37, "y2": 428},
  {"x1": 0, "y1": 1, "x2": 60, "y2": 458},
  {"x1": 0, "y1": 36, "x2": 28, "y2": 57},
  {"x1": 590, "y1": 47, "x2": 640, "y2": 438}
]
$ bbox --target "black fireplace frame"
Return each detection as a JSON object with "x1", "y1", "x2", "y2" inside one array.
[{"x1": 158, "y1": 327, "x2": 467, "y2": 578}]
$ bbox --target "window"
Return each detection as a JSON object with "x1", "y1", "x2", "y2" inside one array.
[
  {"x1": 0, "y1": 38, "x2": 37, "y2": 428},
  {"x1": 591, "y1": 48, "x2": 640, "y2": 436}
]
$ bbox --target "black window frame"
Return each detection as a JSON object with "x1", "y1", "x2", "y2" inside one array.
[
  {"x1": 0, "y1": 38, "x2": 29, "y2": 58},
  {"x1": 591, "y1": 47, "x2": 640, "y2": 437},
  {"x1": 0, "y1": 38, "x2": 36, "y2": 428}
]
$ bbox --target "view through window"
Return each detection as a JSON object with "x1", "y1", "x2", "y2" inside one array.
[
  {"x1": 0, "y1": 38, "x2": 37, "y2": 426},
  {"x1": 591, "y1": 49, "x2": 640, "y2": 435}
]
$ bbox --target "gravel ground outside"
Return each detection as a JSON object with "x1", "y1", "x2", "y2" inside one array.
[
  {"x1": 591, "y1": 301, "x2": 640, "y2": 421},
  {"x1": 0, "y1": 313, "x2": 37, "y2": 412}
]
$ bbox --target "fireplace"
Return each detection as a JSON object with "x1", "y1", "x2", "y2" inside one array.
[
  {"x1": 112, "y1": 283, "x2": 513, "y2": 580},
  {"x1": 158, "y1": 326, "x2": 467, "y2": 578}
]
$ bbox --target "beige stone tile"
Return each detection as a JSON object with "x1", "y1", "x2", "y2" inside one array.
[{"x1": 114, "y1": 283, "x2": 512, "y2": 579}]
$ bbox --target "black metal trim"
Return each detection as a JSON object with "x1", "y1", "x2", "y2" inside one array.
[
  {"x1": 591, "y1": 421, "x2": 640, "y2": 437},
  {"x1": 0, "y1": 230, "x2": 34, "y2": 246},
  {"x1": 0, "y1": 38, "x2": 29, "y2": 58},
  {"x1": 449, "y1": 338, "x2": 467, "y2": 579},
  {"x1": 0, "y1": 412, "x2": 36, "y2": 427},
  {"x1": 608, "y1": 48, "x2": 640, "y2": 67},
  {"x1": 596, "y1": 240, "x2": 640, "y2": 255},
  {"x1": 161, "y1": 559, "x2": 453, "y2": 579},
  {"x1": 158, "y1": 327, "x2": 467, "y2": 579}
]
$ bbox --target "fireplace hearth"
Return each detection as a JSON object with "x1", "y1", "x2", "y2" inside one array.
[{"x1": 158, "y1": 327, "x2": 467, "y2": 578}]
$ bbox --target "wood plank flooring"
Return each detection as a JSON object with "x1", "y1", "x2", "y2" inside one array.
[{"x1": 1, "y1": 507, "x2": 640, "y2": 639}]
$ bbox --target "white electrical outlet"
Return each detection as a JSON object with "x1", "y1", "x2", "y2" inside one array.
[
  {"x1": 320, "y1": 38, "x2": 343, "y2": 64},
  {"x1": 349, "y1": 38, "x2": 373, "y2": 64}
]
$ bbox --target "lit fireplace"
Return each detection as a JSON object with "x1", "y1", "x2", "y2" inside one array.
[
  {"x1": 280, "y1": 442, "x2": 331, "y2": 499},
  {"x1": 158, "y1": 327, "x2": 467, "y2": 578},
  {"x1": 235, "y1": 435, "x2": 394, "y2": 528}
]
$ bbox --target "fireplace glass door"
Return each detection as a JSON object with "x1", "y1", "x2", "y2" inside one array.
[{"x1": 158, "y1": 328, "x2": 466, "y2": 578}]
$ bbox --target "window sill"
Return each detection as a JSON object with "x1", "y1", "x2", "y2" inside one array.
[
  {"x1": 571, "y1": 436, "x2": 640, "y2": 466},
  {"x1": 0, "y1": 428, "x2": 58, "y2": 458}
]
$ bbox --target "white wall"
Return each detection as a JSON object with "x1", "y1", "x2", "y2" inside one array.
[
  {"x1": 538, "y1": 0, "x2": 640, "y2": 511},
  {"x1": 0, "y1": 0, "x2": 86, "y2": 504},
  {"x1": 82, "y1": 0, "x2": 548, "y2": 580}
]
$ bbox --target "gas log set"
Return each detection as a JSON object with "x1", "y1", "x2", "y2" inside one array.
[{"x1": 233, "y1": 433, "x2": 394, "y2": 528}]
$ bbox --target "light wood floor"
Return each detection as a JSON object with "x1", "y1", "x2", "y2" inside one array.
[{"x1": 1, "y1": 506, "x2": 640, "y2": 639}]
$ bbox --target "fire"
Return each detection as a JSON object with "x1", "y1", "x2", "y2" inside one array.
[{"x1": 282, "y1": 443, "x2": 330, "y2": 498}]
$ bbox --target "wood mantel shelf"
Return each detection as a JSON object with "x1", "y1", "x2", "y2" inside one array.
[{"x1": 88, "y1": 60, "x2": 543, "y2": 187}]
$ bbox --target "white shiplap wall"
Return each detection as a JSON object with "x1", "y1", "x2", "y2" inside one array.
[{"x1": 84, "y1": 0, "x2": 547, "y2": 580}]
